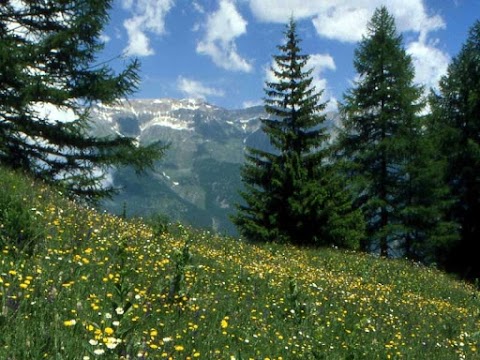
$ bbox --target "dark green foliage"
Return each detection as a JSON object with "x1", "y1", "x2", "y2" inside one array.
[
  {"x1": 143, "y1": 212, "x2": 171, "y2": 236},
  {"x1": 337, "y1": 7, "x2": 456, "y2": 260},
  {"x1": 430, "y1": 21, "x2": 480, "y2": 278},
  {"x1": 233, "y1": 19, "x2": 364, "y2": 248},
  {"x1": 0, "y1": 0, "x2": 165, "y2": 201},
  {"x1": 0, "y1": 169, "x2": 45, "y2": 254}
]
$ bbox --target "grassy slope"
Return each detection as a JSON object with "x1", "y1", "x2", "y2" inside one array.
[{"x1": 1, "y1": 166, "x2": 479, "y2": 359}]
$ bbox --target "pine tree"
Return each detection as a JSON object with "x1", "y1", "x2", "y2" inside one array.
[
  {"x1": 233, "y1": 19, "x2": 364, "y2": 248},
  {"x1": 337, "y1": 6, "x2": 455, "y2": 259},
  {"x1": 430, "y1": 20, "x2": 480, "y2": 278},
  {"x1": 0, "y1": 0, "x2": 165, "y2": 200}
]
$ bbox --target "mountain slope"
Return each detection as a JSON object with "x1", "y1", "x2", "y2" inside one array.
[{"x1": 90, "y1": 98, "x2": 339, "y2": 234}]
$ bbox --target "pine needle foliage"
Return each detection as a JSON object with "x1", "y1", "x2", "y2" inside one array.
[
  {"x1": 429, "y1": 20, "x2": 480, "y2": 278},
  {"x1": 233, "y1": 19, "x2": 364, "y2": 248},
  {"x1": 337, "y1": 7, "x2": 457, "y2": 261},
  {"x1": 0, "y1": 0, "x2": 166, "y2": 201}
]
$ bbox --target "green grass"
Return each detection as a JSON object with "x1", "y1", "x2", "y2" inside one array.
[{"x1": 1, "y1": 166, "x2": 480, "y2": 359}]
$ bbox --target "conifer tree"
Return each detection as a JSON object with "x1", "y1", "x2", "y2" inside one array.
[
  {"x1": 430, "y1": 20, "x2": 480, "y2": 277},
  {"x1": 337, "y1": 6, "x2": 455, "y2": 259},
  {"x1": 0, "y1": 0, "x2": 165, "y2": 200},
  {"x1": 233, "y1": 19, "x2": 364, "y2": 248}
]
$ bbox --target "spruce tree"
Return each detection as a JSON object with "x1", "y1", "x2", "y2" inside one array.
[
  {"x1": 233, "y1": 19, "x2": 364, "y2": 248},
  {"x1": 430, "y1": 20, "x2": 480, "y2": 278},
  {"x1": 0, "y1": 0, "x2": 165, "y2": 200},
  {"x1": 337, "y1": 6, "x2": 455, "y2": 259}
]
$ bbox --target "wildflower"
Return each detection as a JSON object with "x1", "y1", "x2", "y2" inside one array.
[
  {"x1": 104, "y1": 327, "x2": 114, "y2": 335},
  {"x1": 63, "y1": 319, "x2": 76, "y2": 326},
  {"x1": 174, "y1": 345, "x2": 184, "y2": 351},
  {"x1": 221, "y1": 319, "x2": 228, "y2": 329},
  {"x1": 93, "y1": 349, "x2": 105, "y2": 355},
  {"x1": 105, "y1": 337, "x2": 121, "y2": 349},
  {"x1": 115, "y1": 307, "x2": 124, "y2": 315},
  {"x1": 89, "y1": 339, "x2": 99, "y2": 346}
]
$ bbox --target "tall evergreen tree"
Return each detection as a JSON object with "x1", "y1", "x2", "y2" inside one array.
[
  {"x1": 337, "y1": 6, "x2": 456, "y2": 259},
  {"x1": 0, "y1": 0, "x2": 165, "y2": 200},
  {"x1": 233, "y1": 19, "x2": 364, "y2": 248},
  {"x1": 430, "y1": 20, "x2": 480, "y2": 278}
]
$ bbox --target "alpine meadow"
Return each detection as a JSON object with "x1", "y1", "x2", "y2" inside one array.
[{"x1": 1, "y1": 1, "x2": 480, "y2": 359}]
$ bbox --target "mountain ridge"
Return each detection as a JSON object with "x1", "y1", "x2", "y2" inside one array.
[{"x1": 90, "y1": 98, "x2": 338, "y2": 235}]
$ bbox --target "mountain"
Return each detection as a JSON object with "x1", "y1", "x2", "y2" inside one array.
[{"x1": 89, "y1": 98, "x2": 338, "y2": 235}]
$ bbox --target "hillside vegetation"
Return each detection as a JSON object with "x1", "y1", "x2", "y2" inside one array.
[{"x1": 1, "y1": 166, "x2": 480, "y2": 359}]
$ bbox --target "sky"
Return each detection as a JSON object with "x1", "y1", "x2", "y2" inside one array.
[{"x1": 99, "y1": 0, "x2": 480, "y2": 110}]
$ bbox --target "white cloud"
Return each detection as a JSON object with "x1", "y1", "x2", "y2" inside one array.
[
  {"x1": 122, "y1": 0, "x2": 175, "y2": 57},
  {"x1": 407, "y1": 39, "x2": 449, "y2": 90},
  {"x1": 250, "y1": 0, "x2": 447, "y2": 94},
  {"x1": 192, "y1": 1, "x2": 205, "y2": 14},
  {"x1": 248, "y1": 0, "x2": 325, "y2": 23},
  {"x1": 248, "y1": 0, "x2": 445, "y2": 43},
  {"x1": 311, "y1": 6, "x2": 371, "y2": 43},
  {"x1": 99, "y1": 33, "x2": 111, "y2": 44},
  {"x1": 177, "y1": 76, "x2": 225, "y2": 100},
  {"x1": 196, "y1": 0, "x2": 252, "y2": 72},
  {"x1": 308, "y1": 54, "x2": 337, "y2": 109}
]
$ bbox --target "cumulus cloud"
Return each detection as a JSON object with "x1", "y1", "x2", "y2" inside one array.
[
  {"x1": 311, "y1": 6, "x2": 371, "y2": 43},
  {"x1": 122, "y1": 0, "x2": 175, "y2": 57},
  {"x1": 248, "y1": 0, "x2": 444, "y2": 43},
  {"x1": 307, "y1": 54, "x2": 336, "y2": 91},
  {"x1": 196, "y1": 0, "x2": 252, "y2": 72},
  {"x1": 177, "y1": 76, "x2": 225, "y2": 100},
  {"x1": 250, "y1": 0, "x2": 448, "y2": 95},
  {"x1": 308, "y1": 54, "x2": 338, "y2": 111},
  {"x1": 407, "y1": 39, "x2": 450, "y2": 90}
]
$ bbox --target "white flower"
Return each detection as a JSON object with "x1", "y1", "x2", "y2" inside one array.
[
  {"x1": 115, "y1": 307, "x2": 124, "y2": 315},
  {"x1": 105, "y1": 337, "x2": 121, "y2": 349},
  {"x1": 93, "y1": 348, "x2": 105, "y2": 355},
  {"x1": 89, "y1": 339, "x2": 99, "y2": 346}
]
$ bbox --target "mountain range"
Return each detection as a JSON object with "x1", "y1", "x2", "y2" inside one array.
[{"x1": 90, "y1": 98, "x2": 338, "y2": 236}]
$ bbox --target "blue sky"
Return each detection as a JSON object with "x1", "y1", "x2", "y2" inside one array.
[{"x1": 100, "y1": 0, "x2": 480, "y2": 110}]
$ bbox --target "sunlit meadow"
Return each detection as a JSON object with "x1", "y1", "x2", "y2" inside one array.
[{"x1": 1, "y1": 167, "x2": 480, "y2": 359}]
